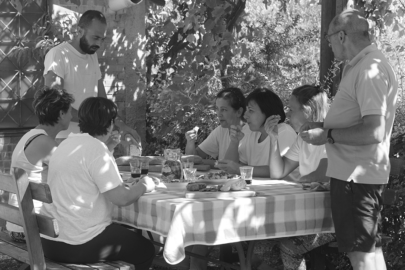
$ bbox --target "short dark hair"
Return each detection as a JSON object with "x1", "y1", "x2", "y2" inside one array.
[
  {"x1": 246, "y1": 88, "x2": 285, "y2": 123},
  {"x1": 78, "y1": 10, "x2": 107, "y2": 29},
  {"x1": 216, "y1": 87, "x2": 246, "y2": 117},
  {"x1": 78, "y1": 97, "x2": 117, "y2": 136},
  {"x1": 292, "y1": 85, "x2": 329, "y2": 122},
  {"x1": 33, "y1": 87, "x2": 74, "y2": 126}
]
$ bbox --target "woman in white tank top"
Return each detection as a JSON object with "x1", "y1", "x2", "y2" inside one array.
[{"x1": 6, "y1": 87, "x2": 74, "y2": 242}]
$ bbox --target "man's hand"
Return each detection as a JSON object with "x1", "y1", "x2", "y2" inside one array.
[
  {"x1": 217, "y1": 159, "x2": 241, "y2": 174},
  {"x1": 264, "y1": 115, "x2": 280, "y2": 138},
  {"x1": 300, "y1": 128, "x2": 327, "y2": 145},
  {"x1": 229, "y1": 125, "x2": 244, "y2": 143},
  {"x1": 299, "y1": 122, "x2": 324, "y2": 133}
]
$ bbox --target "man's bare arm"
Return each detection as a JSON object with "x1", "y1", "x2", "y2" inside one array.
[{"x1": 98, "y1": 79, "x2": 107, "y2": 98}]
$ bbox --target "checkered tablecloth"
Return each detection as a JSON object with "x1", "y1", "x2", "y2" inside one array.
[{"x1": 112, "y1": 179, "x2": 334, "y2": 265}]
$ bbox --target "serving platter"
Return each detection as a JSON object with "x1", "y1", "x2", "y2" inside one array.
[{"x1": 194, "y1": 178, "x2": 237, "y2": 185}]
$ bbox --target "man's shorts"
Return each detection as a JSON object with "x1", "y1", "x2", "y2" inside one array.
[{"x1": 330, "y1": 178, "x2": 384, "y2": 253}]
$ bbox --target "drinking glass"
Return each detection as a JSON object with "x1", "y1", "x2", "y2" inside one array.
[
  {"x1": 182, "y1": 158, "x2": 194, "y2": 169},
  {"x1": 240, "y1": 166, "x2": 254, "y2": 185},
  {"x1": 141, "y1": 159, "x2": 149, "y2": 176},
  {"x1": 183, "y1": 168, "x2": 197, "y2": 182},
  {"x1": 130, "y1": 159, "x2": 141, "y2": 178}
]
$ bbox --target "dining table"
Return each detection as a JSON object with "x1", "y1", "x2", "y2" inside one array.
[{"x1": 112, "y1": 171, "x2": 334, "y2": 270}]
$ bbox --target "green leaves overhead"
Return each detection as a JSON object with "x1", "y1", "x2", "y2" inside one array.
[
  {"x1": 145, "y1": 0, "x2": 246, "y2": 140},
  {"x1": 144, "y1": 0, "x2": 405, "y2": 156}
]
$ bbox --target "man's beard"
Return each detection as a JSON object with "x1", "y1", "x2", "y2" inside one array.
[{"x1": 79, "y1": 35, "x2": 99, "y2": 55}]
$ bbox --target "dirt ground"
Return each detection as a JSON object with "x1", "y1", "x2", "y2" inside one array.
[{"x1": 0, "y1": 240, "x2": 283, "y2": 270}]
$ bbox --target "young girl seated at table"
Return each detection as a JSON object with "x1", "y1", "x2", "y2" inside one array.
[
  {"x1": 218, "y1": 88, "x2": 298, "y2": 180},
  {"x1": 264, "y1": 85, "x2": 334, "y2": 270},
  {"x1": 184, "y1": 87, "x2": 246, "y2": 167}
]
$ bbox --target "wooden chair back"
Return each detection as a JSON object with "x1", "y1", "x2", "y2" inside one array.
[{"x1": 0, "y1": 168, "x2": 58, "y2": 270}]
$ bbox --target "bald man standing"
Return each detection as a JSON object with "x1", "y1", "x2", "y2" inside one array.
[{"x1": 300, "y1": 9, "x2": 398, "y2": 270}]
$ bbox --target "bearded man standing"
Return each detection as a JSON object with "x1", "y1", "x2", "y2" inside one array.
[{"x1": 44, "y1": 10, "x2": 141, "y2": 149}]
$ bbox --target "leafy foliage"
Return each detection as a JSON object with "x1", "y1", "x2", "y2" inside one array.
[
  {"x1": 143, "y1": 1, "x2": 405, "y2": 268},
  {"x1": 144, "y1": 0, "x2": 323, "y2": 154}
]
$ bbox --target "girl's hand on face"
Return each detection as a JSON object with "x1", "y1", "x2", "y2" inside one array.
[
  {"x1": 264, "y1": 115, "x2": 280, "y2": 138},
  {"x1": 229, "y1": 125, "x2": 244, "y2": 143}
]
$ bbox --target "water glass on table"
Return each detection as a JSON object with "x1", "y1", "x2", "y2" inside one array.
[
  {"x1": 240, "y1": 166, "x2": 254, "y2": 185},
  {"x1": 183, "y1": 168, "x2": 197, "y2": 182},
  {"x1": 182, "y1": 158, "x2": 194, "y2": 169},
  {"x1": 130, "y1": 159, "x2": 142, "y2": 178}
]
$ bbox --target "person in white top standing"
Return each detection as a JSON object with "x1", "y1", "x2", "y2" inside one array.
[
  {"x1": 265, "y1": 85, "x2": 334, "y2": 270},
  {"x1": 300, "y1": 10, "x2": 398, "y2": 270},
  {"x1": 7, "y1": 87, "x2": 74, "y2": 242},
  {"x1": 40, "y1": 97, "x2": 156, "y2": 270},
  {"x1": 219, "y1": 88, "x2": 298, "y2": 178},
  {"x1": 44, "y1": 10, "x2": 141, "y2": 150},
  {"x1": 185, "y1": 87, "x2": 246, "y2": 166}
]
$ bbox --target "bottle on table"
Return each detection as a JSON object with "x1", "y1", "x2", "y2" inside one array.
[{"x1": 161, "y1": 149, "x2": 183, "y2": 182}]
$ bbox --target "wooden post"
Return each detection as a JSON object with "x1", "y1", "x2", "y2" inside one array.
[
  {"x1": 123, "y1": 3, "x2": 147, "y2": 148},
  {"x1": 320, "y1": 0, "x2": 348, "y2": 96},
  {"x1": 320, "y1": 0, "x2": 336, "y2": 95}
]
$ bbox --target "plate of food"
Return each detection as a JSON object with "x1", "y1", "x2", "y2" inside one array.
[
  {"x1": 185, "y1": 179, "x2": 255, "y2": 198},
  {"x1": 194, "y1": 171, "x2": 241, "y2": 185}
]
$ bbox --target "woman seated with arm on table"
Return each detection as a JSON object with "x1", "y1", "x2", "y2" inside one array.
[
  {"x1": 265, "y1": 85, "x2": 334, "y2": 270},
  {"x1": 40, "y1": 97, "x2": 156, "y2": 270},
  {"x1": 7, "y1": 87, "x2": 74, "y2": 243},
  {"x1": 185, "y1": 87, "x2": 246, "y2": 167},
  {"x1": 218, "y1": 88, "x2": 298, "y2": 180},
  {"x1": 185, "y1": 87, "x2": 245, "y2": 270}
]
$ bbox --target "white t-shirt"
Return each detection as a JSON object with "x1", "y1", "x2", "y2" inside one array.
[
  {"x1": 199, "y1": 125, "x2": 245, "y2": 160},
  {"x1": 239, "y1": 123, "x2": 297, "y2": 166},
  {"x1": 284, "y1": 136, "x2": 327, "y2": 177},
  {"x1": 324, "y1": 44, "x2": 398, "y2": 184},
  {"x1": 40, "y1": 133, "x2": 122, "y2": 245},
  {"x1": 7, "y1": 129, "x2": 47, "y2": 233},
  {"x1": 43, "y1": 42, "x2": 101, "y2": 138}
]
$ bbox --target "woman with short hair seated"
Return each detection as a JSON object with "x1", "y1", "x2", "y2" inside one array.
[
  {"x1": 185, "y1": 87, "x2": 246, "y2": 166},
  {"x1": 7, "y1": 87, "x2": 74, "y2": 243},
  {"x1": 219, "y1": 88, "x2": 298, "y2": 180},
  {"x1": 40, "y1": 97, "x2": 156, "y2": 270}
]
